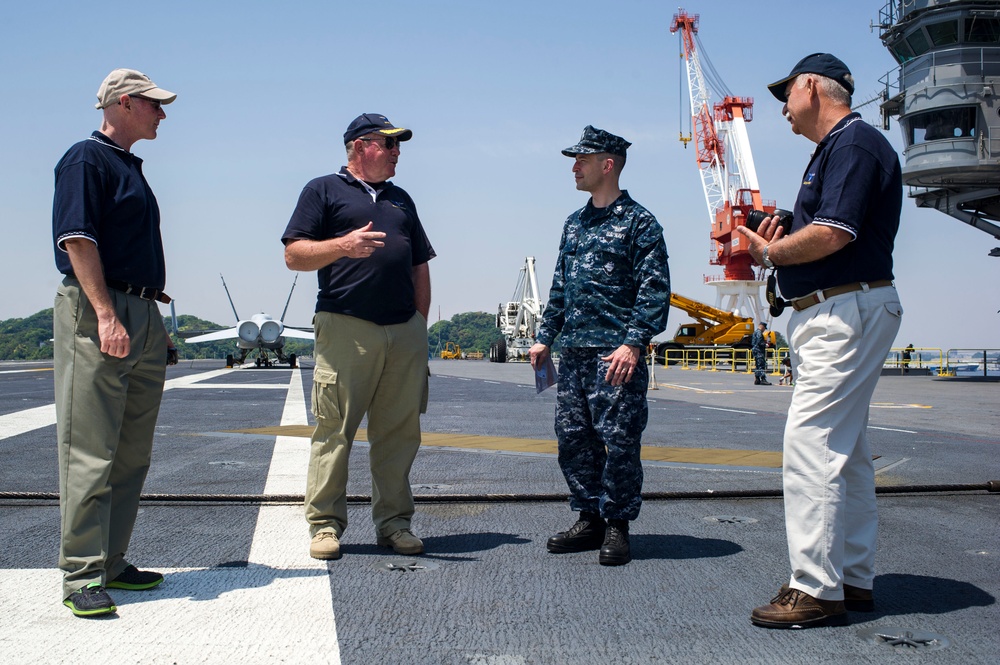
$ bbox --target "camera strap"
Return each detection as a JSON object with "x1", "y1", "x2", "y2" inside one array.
[{"x1": 766, "y1": 269, "x2": 788, "y2": 317}]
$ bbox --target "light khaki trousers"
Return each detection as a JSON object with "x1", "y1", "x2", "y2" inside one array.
[
  {"x1": 306, "y1": 311, "x2": 427, "y2": 538},
  {"x1": 54, "y1": 278, "x2": 166, "y2": 599}
]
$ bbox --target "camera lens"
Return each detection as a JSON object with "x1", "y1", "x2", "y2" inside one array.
[{"x1": 746, "y1": 210, "x2": 768, "y2": 233}]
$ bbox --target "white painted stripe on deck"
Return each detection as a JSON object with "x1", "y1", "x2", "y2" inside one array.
[
  {"x1": 0, "y1": 368, "x2": 236, "y2": 442},
  {"x1": 243, "y1": 367, "x2": 340, "y2": 660},
  {"x1": 869, "y1": 425, "x2": 918, "y2": 434},
  {"x1": 0, "y1": 368, "x2": 340, "y2": 664},
  {"x1": 0, "y1": 404, "x2": 56, "y2": 442},
  {"x1": 699, "y1": 405, "x2": 757, "y2": 415},
  {"x1": 175, "y1": 383, "x2": 288, "y2": 390}
]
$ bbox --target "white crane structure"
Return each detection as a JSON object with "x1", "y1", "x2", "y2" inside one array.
[
  {"x1": 670, "y1": 9, "x2": 776, "y2": 324},
  {"x1": 490, "y1": 256, "x2": 544, "y2": 363}
]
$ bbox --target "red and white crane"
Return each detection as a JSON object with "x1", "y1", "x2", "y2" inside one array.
[{"x1": 670, "y1": 9, "x2": 776, "y2": 323}]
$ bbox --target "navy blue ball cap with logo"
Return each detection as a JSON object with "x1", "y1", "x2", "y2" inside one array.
[
  {"x1": 343, "y1": 113, "x2": 413, "y2": 144},
  {"x1": 561, "y1": 125, "x2": 631, "y2": 158},
  {"x1": 767, "y1": 53, "x2": 854, "y2": 102}
]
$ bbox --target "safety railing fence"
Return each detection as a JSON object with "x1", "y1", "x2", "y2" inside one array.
[
  {"x1": 884, "y1": 346, "x2": 944, "y2": 374},
  {"x1": 942, "y1": 348, "x2": 1000, "y2": 377},
  {"x1": 659, "y1": 346, "x2": 791, "y2": 375},
  {"x1": 657, "y1": 346, "x2": 1000, "y2": 377}
]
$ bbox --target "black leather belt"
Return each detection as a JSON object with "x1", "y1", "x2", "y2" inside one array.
[
  {"x1": 106, "y1": 279, "x2": 172, "y2": 304},
  {"x1": 790, "y1": 279, "x2": 893, "y2": 312}
]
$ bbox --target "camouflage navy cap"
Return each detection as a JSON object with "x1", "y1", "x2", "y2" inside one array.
[{"x1": 561, "y1": 125, "x2": 631, "y2": 158}]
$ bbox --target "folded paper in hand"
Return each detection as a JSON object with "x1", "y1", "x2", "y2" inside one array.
[{"x1": 535, "y1": 356, "x2": 557, "y2": 394}]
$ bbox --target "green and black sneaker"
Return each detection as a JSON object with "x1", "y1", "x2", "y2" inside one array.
[
  {"x1": 107, "y1": 565, "x2": 164, "y2": 591},
  {"x1": 63, "y1": 583, "x2": 117, "y2": 617}
]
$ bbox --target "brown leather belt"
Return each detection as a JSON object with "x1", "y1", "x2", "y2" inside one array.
[
  {"x1": 106, "y1": 279, "x2": 172, "y2": 304},
  {"x1": 790, "y1": 279, "x2": 893, "y2": 312}
]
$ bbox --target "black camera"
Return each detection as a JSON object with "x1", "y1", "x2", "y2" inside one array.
[{"x1": 746, "y1": 208, "x2": 793, "y2": 236}]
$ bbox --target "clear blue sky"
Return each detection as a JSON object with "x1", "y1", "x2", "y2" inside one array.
[{"x1": 2, "y1": 0, "x2": 997, "y2": 353}]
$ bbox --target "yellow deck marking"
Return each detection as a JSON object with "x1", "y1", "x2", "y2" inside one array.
[{"x1": 227, "y1": 426, "x2": 783, "y2": 468}]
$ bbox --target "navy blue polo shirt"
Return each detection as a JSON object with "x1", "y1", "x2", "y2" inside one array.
[
  {"x1": 52, "y1": 132, "x2": 166, "y2": 288},
  {"x1": 777, "y1": 113, "x2": 902, "y2": 299},
  {"x1": 281, "y1": 167, "x2": 435, "y2": 325}
]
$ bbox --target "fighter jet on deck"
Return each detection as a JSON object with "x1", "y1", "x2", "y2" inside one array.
[{"x1": 179, "y1": 274, "x2": 314, "y2": 368}]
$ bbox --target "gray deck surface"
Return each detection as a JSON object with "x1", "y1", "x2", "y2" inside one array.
[{"x1": 0, "y1": 358, "x2": 997, "y2": 664}]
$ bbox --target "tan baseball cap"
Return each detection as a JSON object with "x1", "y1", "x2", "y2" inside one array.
[{"x1": 95, "y1": 68, "x2": 177, "y2": 109}]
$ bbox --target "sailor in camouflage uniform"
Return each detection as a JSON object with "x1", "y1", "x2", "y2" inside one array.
[
  {"x1": 752, "y1": 322, "x2": 772, "y2": 385},
  {"x1": 529, "y1": 126, "x2": 670, "y2": 566}
]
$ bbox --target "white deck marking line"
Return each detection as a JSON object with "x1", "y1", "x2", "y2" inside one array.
[
  {"x1": 661, "y1": 383, "x2": 734, "y2": 394},
  {"x1": 0, "y1": 368, "x2": 340, "y2": 662},
  {"x1": 869, "y1": 425, "x2": 918, "y2": 434},
  {"x1": 875, "y1": 457, "x2": 911, "y2": 475},
  {"x1": 245, "y1": 367, "x2": 341, "y2": 660},
  {"x1": 699, "y1": 405, "x2": 757, "y2": 415},
  {"x1": 0, "y1": 368, "x2": 236, "y2": 442},
  {"x1": 176, "y1": 384, "x2": 287, "y2": 390},
  {"x1": 0, "y1": 404, "x2": 56, "y2": 442}
]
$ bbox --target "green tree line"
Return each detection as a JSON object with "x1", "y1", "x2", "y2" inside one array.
[
  {"x1": 0, "y1": 310, "x2": 315, "y2": 361},
  {"x1": 428, "y1": 311, "x2": 500, "y2": 355}
]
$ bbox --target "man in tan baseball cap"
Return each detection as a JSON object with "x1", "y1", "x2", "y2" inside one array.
[
  {"x1": 95, "y1": 68, "x2": 176, "y2": 110},
  {"x1": 53, "y1": 67, "x2": 177, "y2": 617}
]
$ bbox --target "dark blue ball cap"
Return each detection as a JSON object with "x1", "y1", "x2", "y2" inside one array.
[
  {"x1": 343, "y1": 113, "x2": 413, "y2": 144},
  {"x1": 767, "y1": 53, "x2": 854, "y2": 102}
]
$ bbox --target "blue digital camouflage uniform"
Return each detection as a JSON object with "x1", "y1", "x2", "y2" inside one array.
[
  {"x1": 536, "y1": 189, "x2": 671, "y2": 521},
  {"x1": 752, "y1": 328, "x2": 768, "y2": 382}
]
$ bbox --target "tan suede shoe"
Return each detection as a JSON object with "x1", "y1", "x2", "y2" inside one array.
[
  {"x1": 309, "y1": 532, "x2": 342, "y2": 560},
  {"x1": 377, "y1": 528, "x2": 424, "y2": 555}
]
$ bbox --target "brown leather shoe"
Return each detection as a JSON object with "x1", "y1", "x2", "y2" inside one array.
[
  {"x1": 751, "y1": 586, "x2": 848, "y2": 629},
  {"x1": 844, "y1": 584, "x2": 874, "y2": 612}
]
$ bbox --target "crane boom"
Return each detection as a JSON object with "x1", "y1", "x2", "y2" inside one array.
[
  {"x1": 670, "y1": 9, "x2": 772, "y2": 280},
  {"x1": 670, "y1": 8, "x2": 775, "y2": 324}
]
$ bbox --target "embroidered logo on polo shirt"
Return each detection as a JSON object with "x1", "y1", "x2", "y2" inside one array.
[{"x1": 803, "y1": 171, "x2": 816, "y2": 186}]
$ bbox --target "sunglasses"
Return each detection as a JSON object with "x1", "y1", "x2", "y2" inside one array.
[
  {"x1": 359, "y1": 136, "x2": 400, "y2": 150},
  {"x1": 121, "y1": 95, "x2": 162, "y2": 111}
]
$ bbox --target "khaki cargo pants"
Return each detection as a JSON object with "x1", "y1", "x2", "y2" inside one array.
[{"x1": 305, "y1": 311, "x2": 427, "y2": 539}]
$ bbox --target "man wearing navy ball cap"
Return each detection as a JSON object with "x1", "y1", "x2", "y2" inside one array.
[
  {"x1": 738, "y1": 54, "x2": 903, "y2": 629},
  {"x1": 283, "y1": 113, "x2": 434, "y2": 561}
]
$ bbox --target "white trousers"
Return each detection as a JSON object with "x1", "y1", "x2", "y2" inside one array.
[{"x1": 783, "y1": 284, "x2": 902, "y2": 601}]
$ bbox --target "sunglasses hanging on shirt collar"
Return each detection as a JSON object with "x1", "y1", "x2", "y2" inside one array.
[{"x1": 766, "y1": 270, "x2": 788, "y2": 317}]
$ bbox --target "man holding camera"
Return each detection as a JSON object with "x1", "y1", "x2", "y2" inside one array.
[
  {"x1": 53, "y1": 68, "x2": 178, "y2": 617},
  {"x1": 737, "y1": 54, "x2": 903, "y2": 628}
]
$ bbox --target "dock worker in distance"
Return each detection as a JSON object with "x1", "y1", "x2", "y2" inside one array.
[
  {"x1": 737, "y1": 53, "x2": 903, "y2": 629},
  {"x1": 530, "y1": 125, "x2": 671, "y2": 566},
  {"x1": 282, "y1": 113, "x2": 435, "y2": 562},
  {"x1": 52, "y1": 68, "x2": 178, "y2": 618},
  {"x1": 752, "y1": 322, "x2": 772, "y2": 385}
]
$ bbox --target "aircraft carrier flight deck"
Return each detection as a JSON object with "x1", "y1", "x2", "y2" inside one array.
[{"x1": 0, "y1": 358, "x2": 997, "y2": 664}]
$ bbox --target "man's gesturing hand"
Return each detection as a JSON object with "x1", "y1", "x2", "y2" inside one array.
[{"x1": 341, "y1": 221, "x2": 386, "y2": 259}]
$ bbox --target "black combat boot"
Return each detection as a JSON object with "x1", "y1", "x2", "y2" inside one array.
[
  {"x1": 547, "y1": 512, "x2": 606, "y2": 553},
  {"x1": 599, "y1": 519, "x2": 631, "y2": 566}
]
